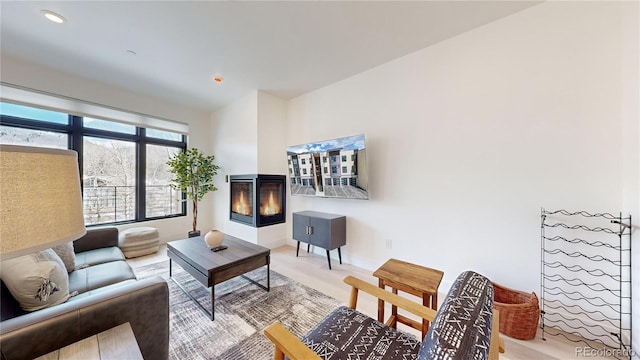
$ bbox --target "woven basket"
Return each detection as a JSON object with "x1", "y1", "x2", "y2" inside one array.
[{"x1": 492, "y1": 282, "x2": 540, "y2": 340}]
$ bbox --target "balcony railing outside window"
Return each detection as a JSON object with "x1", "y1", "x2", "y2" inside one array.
[{"x1": 83, "y1": 185, "x2": 181, "y2": 225}]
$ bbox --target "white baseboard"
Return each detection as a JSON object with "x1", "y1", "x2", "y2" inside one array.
[{"x1": 259, "y1": 237, "x2": 287, "y2": 249}]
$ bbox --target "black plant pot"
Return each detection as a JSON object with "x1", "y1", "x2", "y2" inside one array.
[{"x1": 188, "y1": 230, "x2": 201, "y2": 238}]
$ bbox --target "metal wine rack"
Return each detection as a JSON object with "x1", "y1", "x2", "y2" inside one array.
[{"x1": 541, "y1": 209, "x2": 632, "y2": 358}]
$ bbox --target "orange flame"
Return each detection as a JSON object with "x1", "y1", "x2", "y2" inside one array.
[
  {"x1": 260, "y1": 191, "x2": 281, "y2": 216},
  {"x1": 234, "y1": 191, "x2": 251, "y2": 215}
]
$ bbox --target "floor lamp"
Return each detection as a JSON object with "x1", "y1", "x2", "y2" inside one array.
[{"x1": 0, "y1": 145, "x2": 86, "y2": 260}]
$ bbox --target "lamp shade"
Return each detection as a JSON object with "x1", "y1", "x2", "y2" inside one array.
[{"x1": 0, "y1": 145, "x2": 86, "y2": 260}]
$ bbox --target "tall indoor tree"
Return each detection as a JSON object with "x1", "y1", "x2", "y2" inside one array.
[{"x1": 166, "y1": 148, "x2": 220, "y2": 237}]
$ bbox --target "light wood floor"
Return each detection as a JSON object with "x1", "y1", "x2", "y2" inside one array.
[{"x1": 127, "y1": 244, "x2": 621, "y2": 360}]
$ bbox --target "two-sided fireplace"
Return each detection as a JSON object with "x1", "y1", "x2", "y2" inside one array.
[{"x1": 230, "y1": 174, "x2": 286, "y2": 227}]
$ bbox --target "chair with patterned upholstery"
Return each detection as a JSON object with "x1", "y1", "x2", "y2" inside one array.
[{"x1": 264, "y1": 270, "x2": 503, "y2": 360}]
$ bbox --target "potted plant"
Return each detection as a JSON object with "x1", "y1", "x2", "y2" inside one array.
[{"x1": 167, "y1": 148, "x2": 220, "y2": 237}]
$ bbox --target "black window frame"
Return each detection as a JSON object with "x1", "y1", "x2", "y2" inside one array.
[{"x1": 1, "y1": 108, "x2": 187, "y2": 226}]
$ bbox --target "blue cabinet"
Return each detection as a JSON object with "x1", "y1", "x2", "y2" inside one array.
[{"x1": 292, "y1": 211, "x2": 346, "y2": 269}]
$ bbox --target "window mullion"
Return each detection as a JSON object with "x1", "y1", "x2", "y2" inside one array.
[
  {"x1": 70, "y1": 115, "x2": 83, "y2": 183},
  {"x1": 137, "y1": 127, "x2": 146, "y2": 221}
]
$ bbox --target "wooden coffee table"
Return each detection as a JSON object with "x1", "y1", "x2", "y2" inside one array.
[{"x1": 167, "y1": 233, "x2": 270, "y2": 320}]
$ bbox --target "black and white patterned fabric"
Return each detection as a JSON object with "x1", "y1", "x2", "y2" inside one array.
[
  {"x1": 417, "y1": 271, "x2": 494, "y2": 360},
  {"x1": 301, "y1": 306, "x2": 422, "y2": 359},
  {"x1": 296, "y1": 271, "x2": 493, "y2": 360}
]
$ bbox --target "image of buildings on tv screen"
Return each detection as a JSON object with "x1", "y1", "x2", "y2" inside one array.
[{"x1": 286, "y1": 134, "x2": 368, "y2": 199}]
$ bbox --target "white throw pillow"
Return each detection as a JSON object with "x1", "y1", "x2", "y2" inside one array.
[
  {"x1": 52, "y1": 242, "x2": 76, "y2": 272},
  {"x1": 0, "y1": 249, "x2": 70, "y2": 311}
]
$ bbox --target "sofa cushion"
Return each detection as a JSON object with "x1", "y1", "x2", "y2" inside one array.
[
  {"x1": 67, "y1": 279, "x2": 138, "y2": 302},
  {"x1": 69, "y1": 260, "x2": 136, "y2": 294},
  {"x1": 417, "y1": 271, "x2": 494, "y2": 360},
  {"x1": 52, "y1": 242, "x2": 76, "y2": 272},
  {"x1": 301, "y1": 306, "x2": 421, "y2": 359},
  {"x1": 0, "y1": 249, "x2": 70, "y2": 311},
  {"x1": 1, "y1": 280, "x2": 26, "y2": 320},
  {"x1": 72, "y1": 227, "x2": 118, "y2": 253},
  {"x1": 74, "y1": 246, "x2": 126, "y2": 269}
]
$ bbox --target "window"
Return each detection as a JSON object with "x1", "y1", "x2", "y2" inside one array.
[
  {"x1": 0, "y1": 125, "x2": 68, "y2": 149},
  {"x1": 331, "y1": 166, "x2": 337, "y2": 174},
  {"x1": 146, "y1": 145, "x2": 182, "y2": 218},
  {"x1": 83, "y1": 137, "x2": 136, "y2": 225},
  {"x1": 301, "y1": 158, "x2": 306, "y2": 165},
  {"x1": 0, "y1": 101, "x2": 187, "y2": 226},
  {"x1": 302, "y1": 168, "x2": 307, "y2": 175},
  {"x1": 342, "y1": 155, "x2": 347, "y2": 162},
  {"x1": 0, "y1": 102, "x2": 68, "y2": 125},
  {"x1": 342, "y1": 166, "x2": 347, "y2": 173},
  {"x1": 146, "y1": 128, "x2": 182, "y2": 141},
  {"x1": 83, "y1": 117, "x2": 136, "y2": 134}
]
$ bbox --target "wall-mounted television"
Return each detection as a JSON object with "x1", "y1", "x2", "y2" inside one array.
[{"x1": 286, "y1": 134, "x2": 369, "y2": 199}]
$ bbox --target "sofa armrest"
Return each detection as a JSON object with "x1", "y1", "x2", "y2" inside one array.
[
  {"x1": 0, "y1": 276, "x2": 169, "y2": 360},
  {"x1": 73, "y1": 227, "x2": 119, "y2": 253}
]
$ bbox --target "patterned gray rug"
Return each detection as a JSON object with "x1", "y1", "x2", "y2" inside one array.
[{"x1": 134, "y1": 260, "x2": 342, "y2": 360}]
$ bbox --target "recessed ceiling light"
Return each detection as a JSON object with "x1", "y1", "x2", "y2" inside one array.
[
  {"x1": 41, "y1": 10, "x2": 66, "y2": 24},
  {"x1": 212, "y1": 75, "x2": 224, "y2": 84}
]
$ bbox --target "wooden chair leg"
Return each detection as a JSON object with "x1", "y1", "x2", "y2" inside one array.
[{"x1": 273, "y1": 347, "x2": 285, "y2": 360}]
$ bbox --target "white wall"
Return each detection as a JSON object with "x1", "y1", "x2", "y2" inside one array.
[
  {"x1": 621, "y1": 1, "x2": 640, "y2": 353},
  {"x1": 210, "y1": 91, "x2": 259, "y2": 242},
  {"x1": 0, "y1": 55, "x2": 214, "y2": 243},
  {"x1": 256, "y1": 92, "x2": 289, "y2": 248},
  {"x1": 209, "y1": 91, "x2": 289, "y2": 247},
  {"x1": 286, "y1": 1, "x2": 638, "y2": 307}
]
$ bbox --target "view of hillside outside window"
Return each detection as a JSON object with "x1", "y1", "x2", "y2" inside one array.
[
  {"x1": 0, "y1": 101, "x2": 187, "y2": 226},
  {"x1": 146, "y1": 144, "x2": 182, "y2": 217},
  {"x1": 83, "y1": 137, "x2": 136, "y2": 225},
  {"x1": 147, "y1": 128, "x2": 182, "y2": 141},
  {"x1": 84, "y1": 117, "x2": 136, "y2": 134},
  {"x1": 0, "y1": 125, "x2": 68, "y2": 149}
]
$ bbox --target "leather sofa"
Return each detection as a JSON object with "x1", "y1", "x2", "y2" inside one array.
[{"x1": 0, "y1": 227, "x2": 169, "y2": 360}]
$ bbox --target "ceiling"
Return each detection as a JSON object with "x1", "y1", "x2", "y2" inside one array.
[{"x1": 0, "y1": 1, "x2": 540, "y2": 112}]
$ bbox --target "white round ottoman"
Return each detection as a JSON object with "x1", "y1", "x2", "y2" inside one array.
[{"x1": 118, "y1": 227, "x2": 160, "y2": 258}]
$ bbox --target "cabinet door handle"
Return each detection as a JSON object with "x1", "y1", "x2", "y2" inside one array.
[{"x1": 308, "y1": 226, "x2": 313, "y2": 235}]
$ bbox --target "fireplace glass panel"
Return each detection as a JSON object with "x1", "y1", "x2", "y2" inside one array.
[
  {"x1": 231, "y1": 182, "x2": 253, "y2": 216},
  {"x1": 259, "y1": 183, "x2": 283, "y2": 216}
]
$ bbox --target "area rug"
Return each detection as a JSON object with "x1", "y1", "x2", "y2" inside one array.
[{"x1": 134, "y1": 260, "x2": 343, "y2": 360}]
